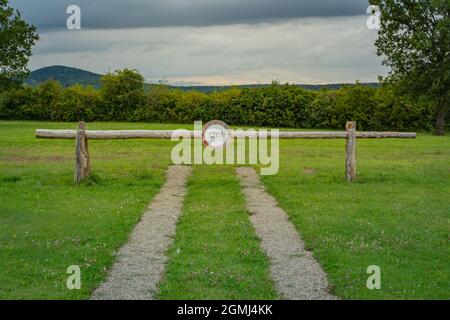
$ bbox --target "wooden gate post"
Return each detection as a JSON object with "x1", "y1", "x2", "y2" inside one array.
[
  {"x1": 75, "y1": 121, "x2": 90, "y2": 184},
  {"x1": 345, "y1": 121, "x2": 357, "y2": 182}
]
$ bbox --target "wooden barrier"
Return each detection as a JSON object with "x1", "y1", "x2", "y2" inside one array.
[
  {"x1": 36, "y1": 129, "x2": 416, "y2": 140},
  {"x1": 75, "y1": 121, "x2": 90, "y2": 184},
  {"x1": 345, "y1": 121, "x2": 357, "y2": 182},
  {"x1": 36, "y1": 122, "x2": 416, "y2": 184}
]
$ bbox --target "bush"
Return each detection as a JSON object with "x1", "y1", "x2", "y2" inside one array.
[
  {"x1": 0, "y1": 69, "x2": 438, "y2": 132},
  {"x1": 0, "y1": 85, "x2": 37, "y2": 120},
  {"x1": 134, "y1": 85, "x2": 180, "y2": 122},
  {"x1": 33, "y1": 80, "x2": 63, "y2": 120},
  {"x1": 100, "y1": 69, "x2": 146, "y2": 121},
  {"x1": 60, "y1": 85, "x2": 100, "y2": 122}
]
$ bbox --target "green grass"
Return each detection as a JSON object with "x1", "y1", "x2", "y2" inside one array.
[
  {"x1": 0, "y1": 121, "x2": 449, "y2": 300},
  {"x1": 157, "y1": 165, "x2": 277, "y2": 300},
  {"x1": 262, "y1": 138, "x2": 450, "y2": 299},
  {"x1": 0, "y1": 121, "x2": 179, "y2": 299}
]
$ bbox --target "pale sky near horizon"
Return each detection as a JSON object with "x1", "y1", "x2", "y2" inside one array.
[{"x1": 10, "y1": 0, "x2": 387, "y2": 85}]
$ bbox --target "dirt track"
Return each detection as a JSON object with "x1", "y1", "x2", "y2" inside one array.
[
  {"x1": 236, "y1": 167, "x2": 336, "y2": 300},
  {"x1": 91, "y1": 165, "x2": 191, "y2": 300}
]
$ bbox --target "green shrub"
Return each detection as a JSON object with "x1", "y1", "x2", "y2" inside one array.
[
  {"x1": 0, "y1": 69, "x2": 439, "y2": 132},
  {"x1": 34, "y1": 80, "x2": 63, "y2": 120},
  {"x1": 100, "y1": 69, "x2": 146, "y2": 121},
  {"x1": 60, "y1": 84, "x2": 100, "y2": 122},
  {"x1": 0, "y1": 85, "x2": 37, "y2": 120}
]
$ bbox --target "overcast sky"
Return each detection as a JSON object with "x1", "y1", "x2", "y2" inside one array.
[{"x1": 10, "y1": 0, "x2": 386, "y2": 85}]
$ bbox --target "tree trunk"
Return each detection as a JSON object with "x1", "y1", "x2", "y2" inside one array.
[{"x1": 436, "y1": 107, "x2": 446, "y2": 136}]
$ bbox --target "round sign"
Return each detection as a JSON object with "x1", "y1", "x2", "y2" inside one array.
[{"x1": 202, "y1": 120, "x2": 231, "y2": 148}]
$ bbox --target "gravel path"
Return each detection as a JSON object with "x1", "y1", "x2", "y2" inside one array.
[
  {"x1": 236, "y1": 167, "x2": 336, "y2": 300},
  {"x1": 91, "y1": 165, "x2": 192, "y2": 300}
]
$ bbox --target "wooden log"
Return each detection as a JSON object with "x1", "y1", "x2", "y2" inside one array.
[
  {"x1": 233, "y1": 131, "x2": 348, "y2": 139},
  {"x1": 36, "y1": 129, "x2": 77, "y2": 139},
  {"x1": 75, "y1": 122, "x2": 90, "y2": 184},
  {"x1": 356, "y1": 132, "x2": 416, "y2": 139},
  {"x1": 345, "y1": 121, "x2": 357, "y2": 182},
  {"x1": 35, "y1": 129, "x2": 416, "y2": 140},
  {"x1": 36, "y1": 130, "x2": 200, "y2": 140}
]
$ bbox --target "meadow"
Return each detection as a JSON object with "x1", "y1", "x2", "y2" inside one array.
[{"x1": 0, "y1": 121, "x2": 448, "y2": 299}]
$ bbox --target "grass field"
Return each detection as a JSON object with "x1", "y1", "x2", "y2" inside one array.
[
  {"x1": 158, "y1": 165, "x2": 277, "y2": 300},
  {"x1": 0, "y1": 121, "x2": 449, "y2": 299}
]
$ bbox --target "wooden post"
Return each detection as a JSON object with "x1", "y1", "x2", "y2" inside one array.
[
  {"x1": 345, "y1": 121, "x2": 357, "y2": 182},
  {"x1": 75, "y1": 121, "x2": 90, "y2": 184}
]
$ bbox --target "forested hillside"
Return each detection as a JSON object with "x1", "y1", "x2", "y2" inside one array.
[{"x1": 26, "y1": 66, "x2": 102, "y2": 87}]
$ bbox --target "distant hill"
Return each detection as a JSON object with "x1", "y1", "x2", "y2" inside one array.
[
  {"x1": 26, "y1": 65, "x2": 380, "y2": 91},
  {"x1": 26, "y1": 66, "x2": 102, "y2": 88}
]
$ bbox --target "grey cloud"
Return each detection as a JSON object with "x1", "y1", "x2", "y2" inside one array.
[
  {"x1": 11, "y1": 0, "x2": 369, "y2": 31},
  {"x1": 29, "y1": 16, "x2": 386, "y2": 85}
]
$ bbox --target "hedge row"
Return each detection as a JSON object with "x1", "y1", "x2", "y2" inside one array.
[{"x1": 0, "y1": 69, "x2": 439, "y2": 131}]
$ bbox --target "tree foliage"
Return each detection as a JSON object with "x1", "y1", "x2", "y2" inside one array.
[
  {"x1": 100, "y1": 69, "x2": 146, "y2": 120},
  {"x1": 0, "y1": 0, "x2": 39, "y2": 89},
  {"x1": 371, "y1": 0, "x2": 450, "y2": 134},
  {"x1": 0, "y1": 73, "x2": 438, "y2": 132}
]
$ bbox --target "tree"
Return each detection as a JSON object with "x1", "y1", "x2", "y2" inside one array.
[
  {"x1": 371, "y1": 0, "x2": 449, "y2": 135},
  {"x1": 61, "y1": 84, "x2": 100, "y2": 122},
  {"x1": 100, "y1": 69, "x2": 146, "y2": 120},
  {"x1": 34, "y1": 80, "x2": 63, "y2": 120},
  {"x1": 0, "y1": 0, "x2": 39, "y2": 90}
]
